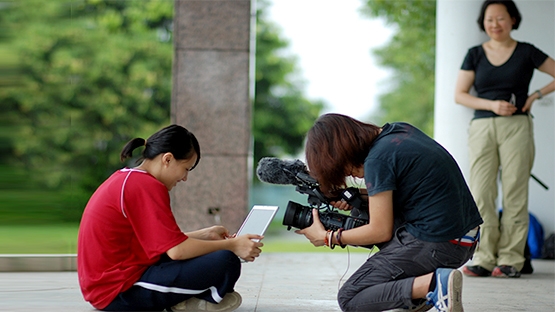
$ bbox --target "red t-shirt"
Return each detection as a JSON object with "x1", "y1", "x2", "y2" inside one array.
[{"x1": 77, "y1": 168, "x2": 187, "y2": 309}]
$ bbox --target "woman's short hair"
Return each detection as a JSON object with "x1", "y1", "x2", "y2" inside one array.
[
  {"x1": 305, "y1": 114, "x2": 380, "y2": 195},
  {"x1": 477, "y1": 0, "x2": 521, "y2": 31}
]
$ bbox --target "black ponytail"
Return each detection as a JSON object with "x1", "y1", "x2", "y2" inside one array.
[
  {"x1": 120, "y1": 125, "x2": 201, "y2": 169},
  {"x1": 120, "y1": 138, "x2": 146, "y2": 162}
]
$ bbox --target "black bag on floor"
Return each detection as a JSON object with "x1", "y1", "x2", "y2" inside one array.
[{"x1": 541, "y1": 233, "x2": 555, "y2": 259}]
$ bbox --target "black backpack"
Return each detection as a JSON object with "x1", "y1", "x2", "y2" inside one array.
[{"x1": 542, "y1": 233, "x2": 555, "y2": 259}]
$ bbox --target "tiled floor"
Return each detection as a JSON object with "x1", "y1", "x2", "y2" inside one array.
[{"x1": 0, "y1": 252, "x2": 553, "y2": 312}]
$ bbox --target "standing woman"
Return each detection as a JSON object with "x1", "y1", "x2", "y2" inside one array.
[
  {"x1": 454, "y1": 0, "x2": 555, "y2": 278},
  {"x1": 297, "y1": 114, "x2": 482, "y2": 312},
  {"x1": 78, "y1": 124, "x2": 263, "y2": 311}
]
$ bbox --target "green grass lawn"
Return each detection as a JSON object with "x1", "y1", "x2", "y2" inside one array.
[
  {"x1": 0, "y1": 222, "x2": 375, "y2": 254},
  {"x1": 0, "y1": 224, "x2": 79, "y2": 254}
]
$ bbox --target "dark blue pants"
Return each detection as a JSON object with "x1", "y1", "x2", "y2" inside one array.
[
  {"x1": 338, "y1": 227, "x2": 477, "y2": 312},
  {"x1": 103, "y1": 250, "x2": 241, "y2": 311}
]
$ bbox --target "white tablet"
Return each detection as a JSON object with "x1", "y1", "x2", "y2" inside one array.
[{"x1": 236, "y1": 205, "x2": 279, "y2": 239}]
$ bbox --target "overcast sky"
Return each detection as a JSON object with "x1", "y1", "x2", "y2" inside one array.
[{"x1": 268, "y1": 0, "x2": 395, "y2": 120}]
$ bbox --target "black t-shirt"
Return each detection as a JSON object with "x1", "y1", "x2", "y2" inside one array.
[
  {"x1": 461, "y1": 42, "x2": 548, "y2": 119},
  {"x1": 364, "y1": 123, "x2": 483, "y2": 242}
]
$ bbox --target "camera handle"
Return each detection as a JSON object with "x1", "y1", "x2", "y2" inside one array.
[{"x1": 296, "y1": 185, "x2": 328, "y2": 208}]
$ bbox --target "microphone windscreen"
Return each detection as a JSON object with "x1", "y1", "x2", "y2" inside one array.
[{"x1": 256, "y1": 157, "x2": 308, "y2": 185}]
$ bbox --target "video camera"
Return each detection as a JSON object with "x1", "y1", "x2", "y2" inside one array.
[{"x1": 282, "y1": 170, "x2": 369, "y2": 232}]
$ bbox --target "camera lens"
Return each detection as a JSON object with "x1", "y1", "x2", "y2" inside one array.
[
  {"x1": 283, "y1": 201, "x2": 313, "y2": 230},
  {"x1": 283, "y1": 201, "x2": 369, "y2": 232}
]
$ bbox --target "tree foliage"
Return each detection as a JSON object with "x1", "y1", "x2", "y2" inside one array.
[
  {"x1": 1, "y1": 0, "x2": 175, "y2": 223},
  {"x1": 0, "y1": 0, "x2": 322, "y2": 223},
  {"x1": 253, "y1": 0, "x2": 323, "y2": 166},
  {"x1": 361, "y1": 0, "x2": 436, "y2": 135}
]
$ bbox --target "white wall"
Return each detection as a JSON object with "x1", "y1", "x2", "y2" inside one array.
[{"x1": 434, "y1": 0, "x2": 555, "y2": 235}]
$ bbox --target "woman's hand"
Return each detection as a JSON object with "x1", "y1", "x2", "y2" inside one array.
[
  {"x1": 522, "y1": 94, "x2": 539, "y2": 113},
  {"x1": 295, "y1": 209, "x2": 327, "y2": 247},
  {"x1": 330, "y1": 199, "x2": 352, "y2": 211},
  {"x1": 186, "y1": 225, "x2": 229, "y2": 240},
  {"x1": 230, "y1": 234, "x2": 264, "y2": 262},
  {"x1": 490, "y1": 100, "x2": 517, "y2": 116},
  {"x1": 167, "y1": 233, "x2": 262, "y2": 261}
]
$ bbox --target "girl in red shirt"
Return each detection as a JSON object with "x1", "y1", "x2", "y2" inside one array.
[{"x1": 78, "y1": 124, "x2": 262, "y2": 311}]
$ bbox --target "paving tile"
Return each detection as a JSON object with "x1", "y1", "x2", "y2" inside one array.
[{"x1": 0, "y1": 254, "x2": 553, "y2": 312}]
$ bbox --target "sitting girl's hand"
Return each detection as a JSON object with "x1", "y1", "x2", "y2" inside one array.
[
  {"x1": 232, "y1": 234, "x2": 264, "y2": 262},
  {"x1": 203, "y1": 225, "x2": 230, "y2": 240}
]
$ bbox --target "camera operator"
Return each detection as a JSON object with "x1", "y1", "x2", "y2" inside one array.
[{"x1": 296, "y1": 114, "x2": 483, "y2": 312}]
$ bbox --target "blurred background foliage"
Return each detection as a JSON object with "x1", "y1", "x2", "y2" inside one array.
[
  {"x1": 1, "y1": 0, "x2": 176, "y2": 224},
  {"x1": 362, "y1": 0, "x2": 436, "y2": 135},
  {"x1": 0, "y1": 0, "x2": 436, "y2": 229},
  {"x1": 0, "y1": 0, "x2": 324, "y2": 225},
  {"x1": 253, "y1": 0, "x2": 324, "y2": 170}
]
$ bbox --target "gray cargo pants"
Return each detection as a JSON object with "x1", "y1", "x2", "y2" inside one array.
[{"x1": 338, "y1": 226, "x2": 477, "y2": 312}]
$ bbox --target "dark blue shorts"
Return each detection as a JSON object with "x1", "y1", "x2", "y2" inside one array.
[{"x1": 103, "y1": 250, "x2": 241, "y2": 311}]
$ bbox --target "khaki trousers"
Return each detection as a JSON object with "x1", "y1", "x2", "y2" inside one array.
[{"x1": 467, "y1": 115, "x2": 534, "y2": 271}]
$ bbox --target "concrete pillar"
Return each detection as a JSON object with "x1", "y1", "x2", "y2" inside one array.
[
  {"x1": 434, "y1": 0, "x2": 555, "y2": 233},
  {"x1": 170, "y1": 0, "x2": 255, "y2": 232}
]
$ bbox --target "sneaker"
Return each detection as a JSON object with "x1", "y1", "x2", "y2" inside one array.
[
  {"x1": 387, "y1": 300, "x2": 433, "y2": 311},
  {"x1": 410, "y1": 301, "x2": 434, "y2": 312},
  {"x1": 171, "y1": 291, "x2": 242, "y2": 312},
  {"x1": 461, "y1": 265, "x2": 491, "y2": 277},
  {"x1": 491, "y1": 265, "x2": 521, "y2": 278},
  {"x1": 426, "y1": 268, "x2": 463, "y2": 312}
]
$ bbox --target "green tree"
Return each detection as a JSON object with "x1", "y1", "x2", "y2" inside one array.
[
  {"x1": 1, "y1": 0, "x2": 174, "y2": 222},
  {"x1": 0, "y1": 0, "x2": 322, "y2": 223},
  {"x1": 253, "y1": 0, "x2": 323, "y2": 168},
  {"x1": 361, "y1": 0, "x2": 436, "y2": 135}
]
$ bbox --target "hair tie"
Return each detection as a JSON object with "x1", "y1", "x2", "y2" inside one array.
[{"x1": 144, "y1": 139, "x2": 147, "y2": 147}]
